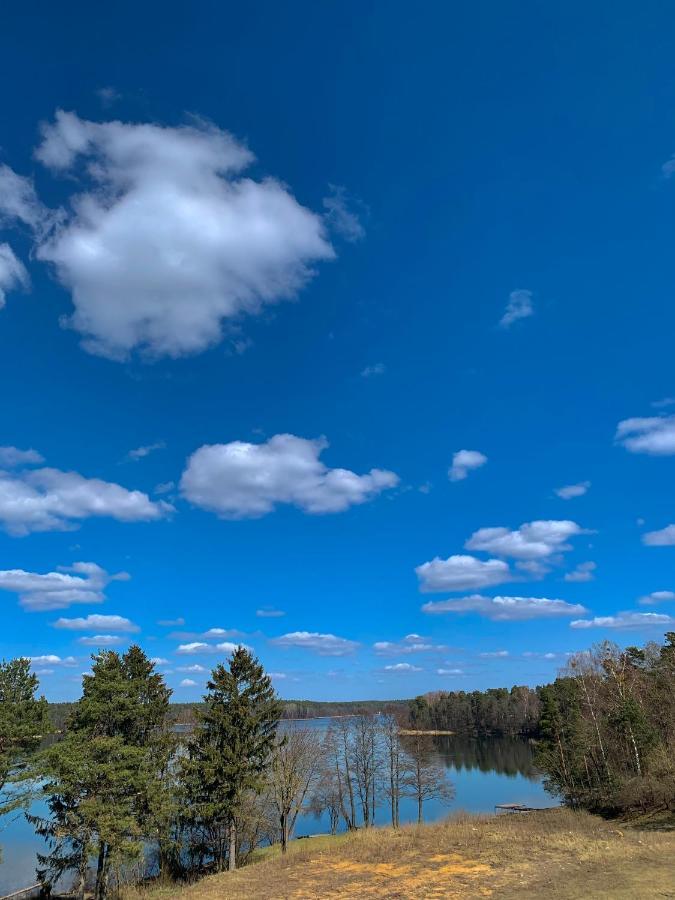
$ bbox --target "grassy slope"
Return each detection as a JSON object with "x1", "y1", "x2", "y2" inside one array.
[{"x1": 127, "y1": 808, "x2": 675, "y2": 899}]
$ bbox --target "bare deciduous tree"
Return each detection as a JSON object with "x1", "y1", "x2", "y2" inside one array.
[{"x1": 269, "y1": 728, "x2": 323, "y2": 852}]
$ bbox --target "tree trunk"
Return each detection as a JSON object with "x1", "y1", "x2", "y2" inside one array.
[
  {"x1": 280, "y1": 812, "x2": 289, "y2": 853},
  {"x1": 228, "y1": 820, "x2": 237, "y2": 871},
  {"x1": 94, "y1": 841, "x2": 108, "y2": 900},
  {"x1": 417, "y1": 792, "x2": 423, "y2": 825}
]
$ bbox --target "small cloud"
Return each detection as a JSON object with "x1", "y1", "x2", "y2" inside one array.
[
  {"x1": 418, "y1": 482, "x2": 432, "y2": 494},
  {"x1": 422, "y1": 594, "x2": 588, "y2": 621},
  {"x1": 53, "y1": 614, "x2": 139, "y2": 632},
  {"x1": 437, "y1": 668, "x2": 464, "y2": 676},
  {"x1": 269, "y1": 671, "x2": 287, "y2": 679},
  {"x1": 179, "y1": 678, "x2": 197, "y2": 687},
  {"x1": 29, "y1": 654, "x2": 77, "y2": 667},
  {"x1": 77, "y1": 634, "x2": 126, "y2": 646},
  {"x1": 643, "y1": 524, "x2": 675, "y2": 546},
  {"x1": 125, "y1": 442, "x2": 165, "y2": 462},
  {"x1": 637, "y1": 590, "x2": 675, "y2": 606},
  {"x1": 416, "y1": 554, "x2": 512, "y2": 592},
  {"x1": 382, "y1": 663, "x2": 422, "y2": 673},
  {"x1": 564, "y1": 561, "x2": 597, "y2": 583},
  {"x1": 555, "y1": 481, "x2": 591, "y2": 500},
  {"x1": 571, "y1": 611, "x2": 675, "y2": 629},
  {"x1": 154, "y1": 481, "x2": 175, "y2": 496},
  {"x1": 651, "y1": 397, "x2": 675, "y2": 409},
  {"x1": 151, "y1": 657, "x2": 170, "y2": 665},
  {"x1": 256, "y1": 608, "x2": 286, "y2": 618},
  {"x1": 270, "y1": 631, "x2": 359, "y2": 657},
  {"x1": 322, "y1": 185, "x2": 365, "y2": 242},
  {"x1": 96, "y1": 86, "x2": 121, "y2": 107},
  {"x1": 615, "y1": 415, "x2": 675, "y2": 455},
  {"x1": 176, "y1": 664, "x2": 207, "y2": 673},
  {"x1": 449, "y1": 449, "x2": 487, "y2": 482},
  {"x1": 0, "y1": 446, "x2": 44, "y2": 467},
  {"x1": 499, "y1": 289, "x2": 534, "y2": 329},
  {"x1": 361, "y1": 363, "x2": 386, "y2": 378},
  {"x1": 479, "y1": 650, "x2": 509, "y2": 658}
]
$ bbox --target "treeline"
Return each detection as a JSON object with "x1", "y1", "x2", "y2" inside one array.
[
  {"x1": 47, "y1": 698, "x2": 409, "y2": 731},
  {"x1": 2, "y1": 648, "x2": 452, "y2": 899},
  {"x1": 408, "y1": 685, "x2": 541, "y2": 736},
  {"x1": 536, "y1": 634, "x2": 675, "y2": 816}
]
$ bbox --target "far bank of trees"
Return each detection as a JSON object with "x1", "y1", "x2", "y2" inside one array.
[
  {"x1": 408, "y1": 685, "x2": 541, "y2": 736},
  {"x1": 536, "y1": 634, "x2": 675, "y2": 816}
]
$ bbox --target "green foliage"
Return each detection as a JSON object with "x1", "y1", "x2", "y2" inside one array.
[
  {"x1": 536, "y1": 634, "x2": 675, "y2": 815},
  {"x1": 0, "y1": 657, "x2": 50, "y2": 793},
  {"x1": 409, "y1": 685, "x2": 540, "y2": 735},
  {"x1": 31, "y1": 645, "x2": 173, "y2": 898},
  {"x1": 183, "y1": 647, "x2": 282, "y2": 871}
]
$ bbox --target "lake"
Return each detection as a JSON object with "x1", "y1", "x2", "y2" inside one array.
[{"x1": 0, "y1": 729, "x2": 553, "y2": 895}]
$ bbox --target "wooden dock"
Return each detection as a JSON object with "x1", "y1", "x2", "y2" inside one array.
[{"x1": 495, "y1": 803, "x2": 554, "y2": 814}]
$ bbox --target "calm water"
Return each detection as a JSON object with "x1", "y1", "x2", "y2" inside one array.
[{"x1": 0, "y1": 727, "x2": 553, "y2": 894}]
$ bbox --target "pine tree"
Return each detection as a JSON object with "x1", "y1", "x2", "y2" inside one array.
[
  {"x1": 0, "y1": 658, "x2": 50, "y2": 796},
  {"x1": 184, "y1": 647, "x2": 281, "y2": 871},
  {"x1": 32, "y1": 646, "x2": 172, "y2": 898}
]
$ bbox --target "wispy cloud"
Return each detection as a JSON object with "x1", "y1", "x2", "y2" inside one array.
[
  {"x1": 615, "y1": 415, "x2": 675, "y2": 455},
  {"x1": 422, "y1": 594, "x2": 588, "y2": 621},
  {"x1": 571, "y1": 611, "x2": 675, "y2": 629},
  {"x1": 555, "y1": 481, "x2": 590, "y2": 500},
  {"x1": 499, "y1": 289, "x2": 534, "y2": 329},
  {"x1": 564, "y1": 561, "x2": 596, "y2": 583}
]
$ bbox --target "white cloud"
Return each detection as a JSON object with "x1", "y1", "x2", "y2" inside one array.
[
  {"x1": 0, "y1": 447, "x2": 44, "y2": 467},
  {"x1": 176, "y1": 664, "x2": 207, "y2": 673},
  {"x1": 31, "y1": 111, "x2": 333, "y2": 360},
  {"x1": 270, "y1": 631, "x2": 359, "y2": 656},
  {"x1": 0, "y1": 463, "x2": 172, "y2": 536},
  {"x1": 571, "y1": 612, "x2": 675, "y2": 630},
  {"x1": 176, "y1": 642, "x2": 211, "y2": 654},
  {"x1": 465, "y1": 520, "x2": 583, "y2": 560},
  {"x1": 0, "y1": 243, "x2": 29, "y2": 309},
  {"x1": 53, "y1": 614, "x2": 139, "y2": 632},
  {"x1": 479, "y1": 650, "x2": 509, "y2": 658},
  {"x1": 615, "y1": 415, "x2": 675, "y2": 455},
  {"x1": 180, "y1": 434, "x2": 398, "y2": 518},
  {"x1": 176, "y1": 640, "x2": 247, "y2": 655},
  {"x1": 154, "y1": 481, "x2": 175, "y2": 496},
  {"x1": 416, "y1": 554, "x2": 512, "y2": 592},
  {"x1": 651, "y1": 397, "x2": 675, "y2": 409},
  {"x1": 382, "y1": 663, "x2": 422, "y2": 673},
  {"x1": 499, "y1": 289, "x2": 534, "y2": 328},
  {"x1": 126, "y1": 442, "x2": 165, "y2": 462},
  {"x1": 422, "y1": 594, "x2": 588, "y2": 621},
  {"x1": 0, "y1": 561, "x2": 127, "y2": 611},
  {"x1": 373, "y1": 635, "x2": 444, "y2": 655},
  {"x1": 555, "y1": 481, "x2": 590, "y2": 500},
  {"x1": 437, "y1": 668, "x2": 464, "y2": 676},
  {"x1": 78, "y1": 634, "x2": 126, "y2": 646},
  {"x1": 322, "y1": 185, "x2": 365, "y2": 242},
  {"x1": 564, "y1": 561, "x2": 597, "y2": 583},
  {"x1": 269, "y1": 671, "x2": 287, "y2": 680},
  {"x1": 29, "y1": 654, "x2": 77, "y2": 667},
  {"x1": 179, "y1": 678, "x2": 197, "y2": 687},
  {"x1": 157, "y1": 617, "x2": 185, "y2": 627},
  {"x1": 638, "y1": 590, "x2": 675, "y2": 606},
  {"x1": 256, "y1": 607, "x2": 285, "y2": 618},
  {"x1": 643, "y1": 525, "x2": 675, "y2": 546},
  {"x1": 151, "y1": 657, "x2": 170, "y2": 665},
  {"x1": 449, "y1": 449, "x2": 488, "y2": 482},
  {"x1": 361, "y1": 363, "x2": 386, "y2": 378}
]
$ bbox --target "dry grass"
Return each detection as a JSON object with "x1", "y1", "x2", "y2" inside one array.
[{"x1": 125, "y1": 809, "x2": 675, "y2": 899}]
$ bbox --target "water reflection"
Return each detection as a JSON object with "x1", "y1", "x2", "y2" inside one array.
[{"x1": 430, "y1": 735, "x2": 540, "y2": 780}]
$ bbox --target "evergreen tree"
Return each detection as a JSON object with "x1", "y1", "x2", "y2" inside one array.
[
  {"x1": 0, "y1": 658, "x2": 50, "y2": 796},
  {"x1": 183, "y1": 647, "x2": 281, "y2": 871},
  {"x1": 32, "y1": 646, "x2": 172, "y2": 898}
]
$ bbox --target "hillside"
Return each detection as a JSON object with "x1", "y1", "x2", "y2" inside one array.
[{"x1": 126, "y1": 808, "x2": 675, "y2": 899}]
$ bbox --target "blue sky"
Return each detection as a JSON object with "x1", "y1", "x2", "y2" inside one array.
[{"x1": 1, "y1": 1, "x2": 675, "y2": 701}]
